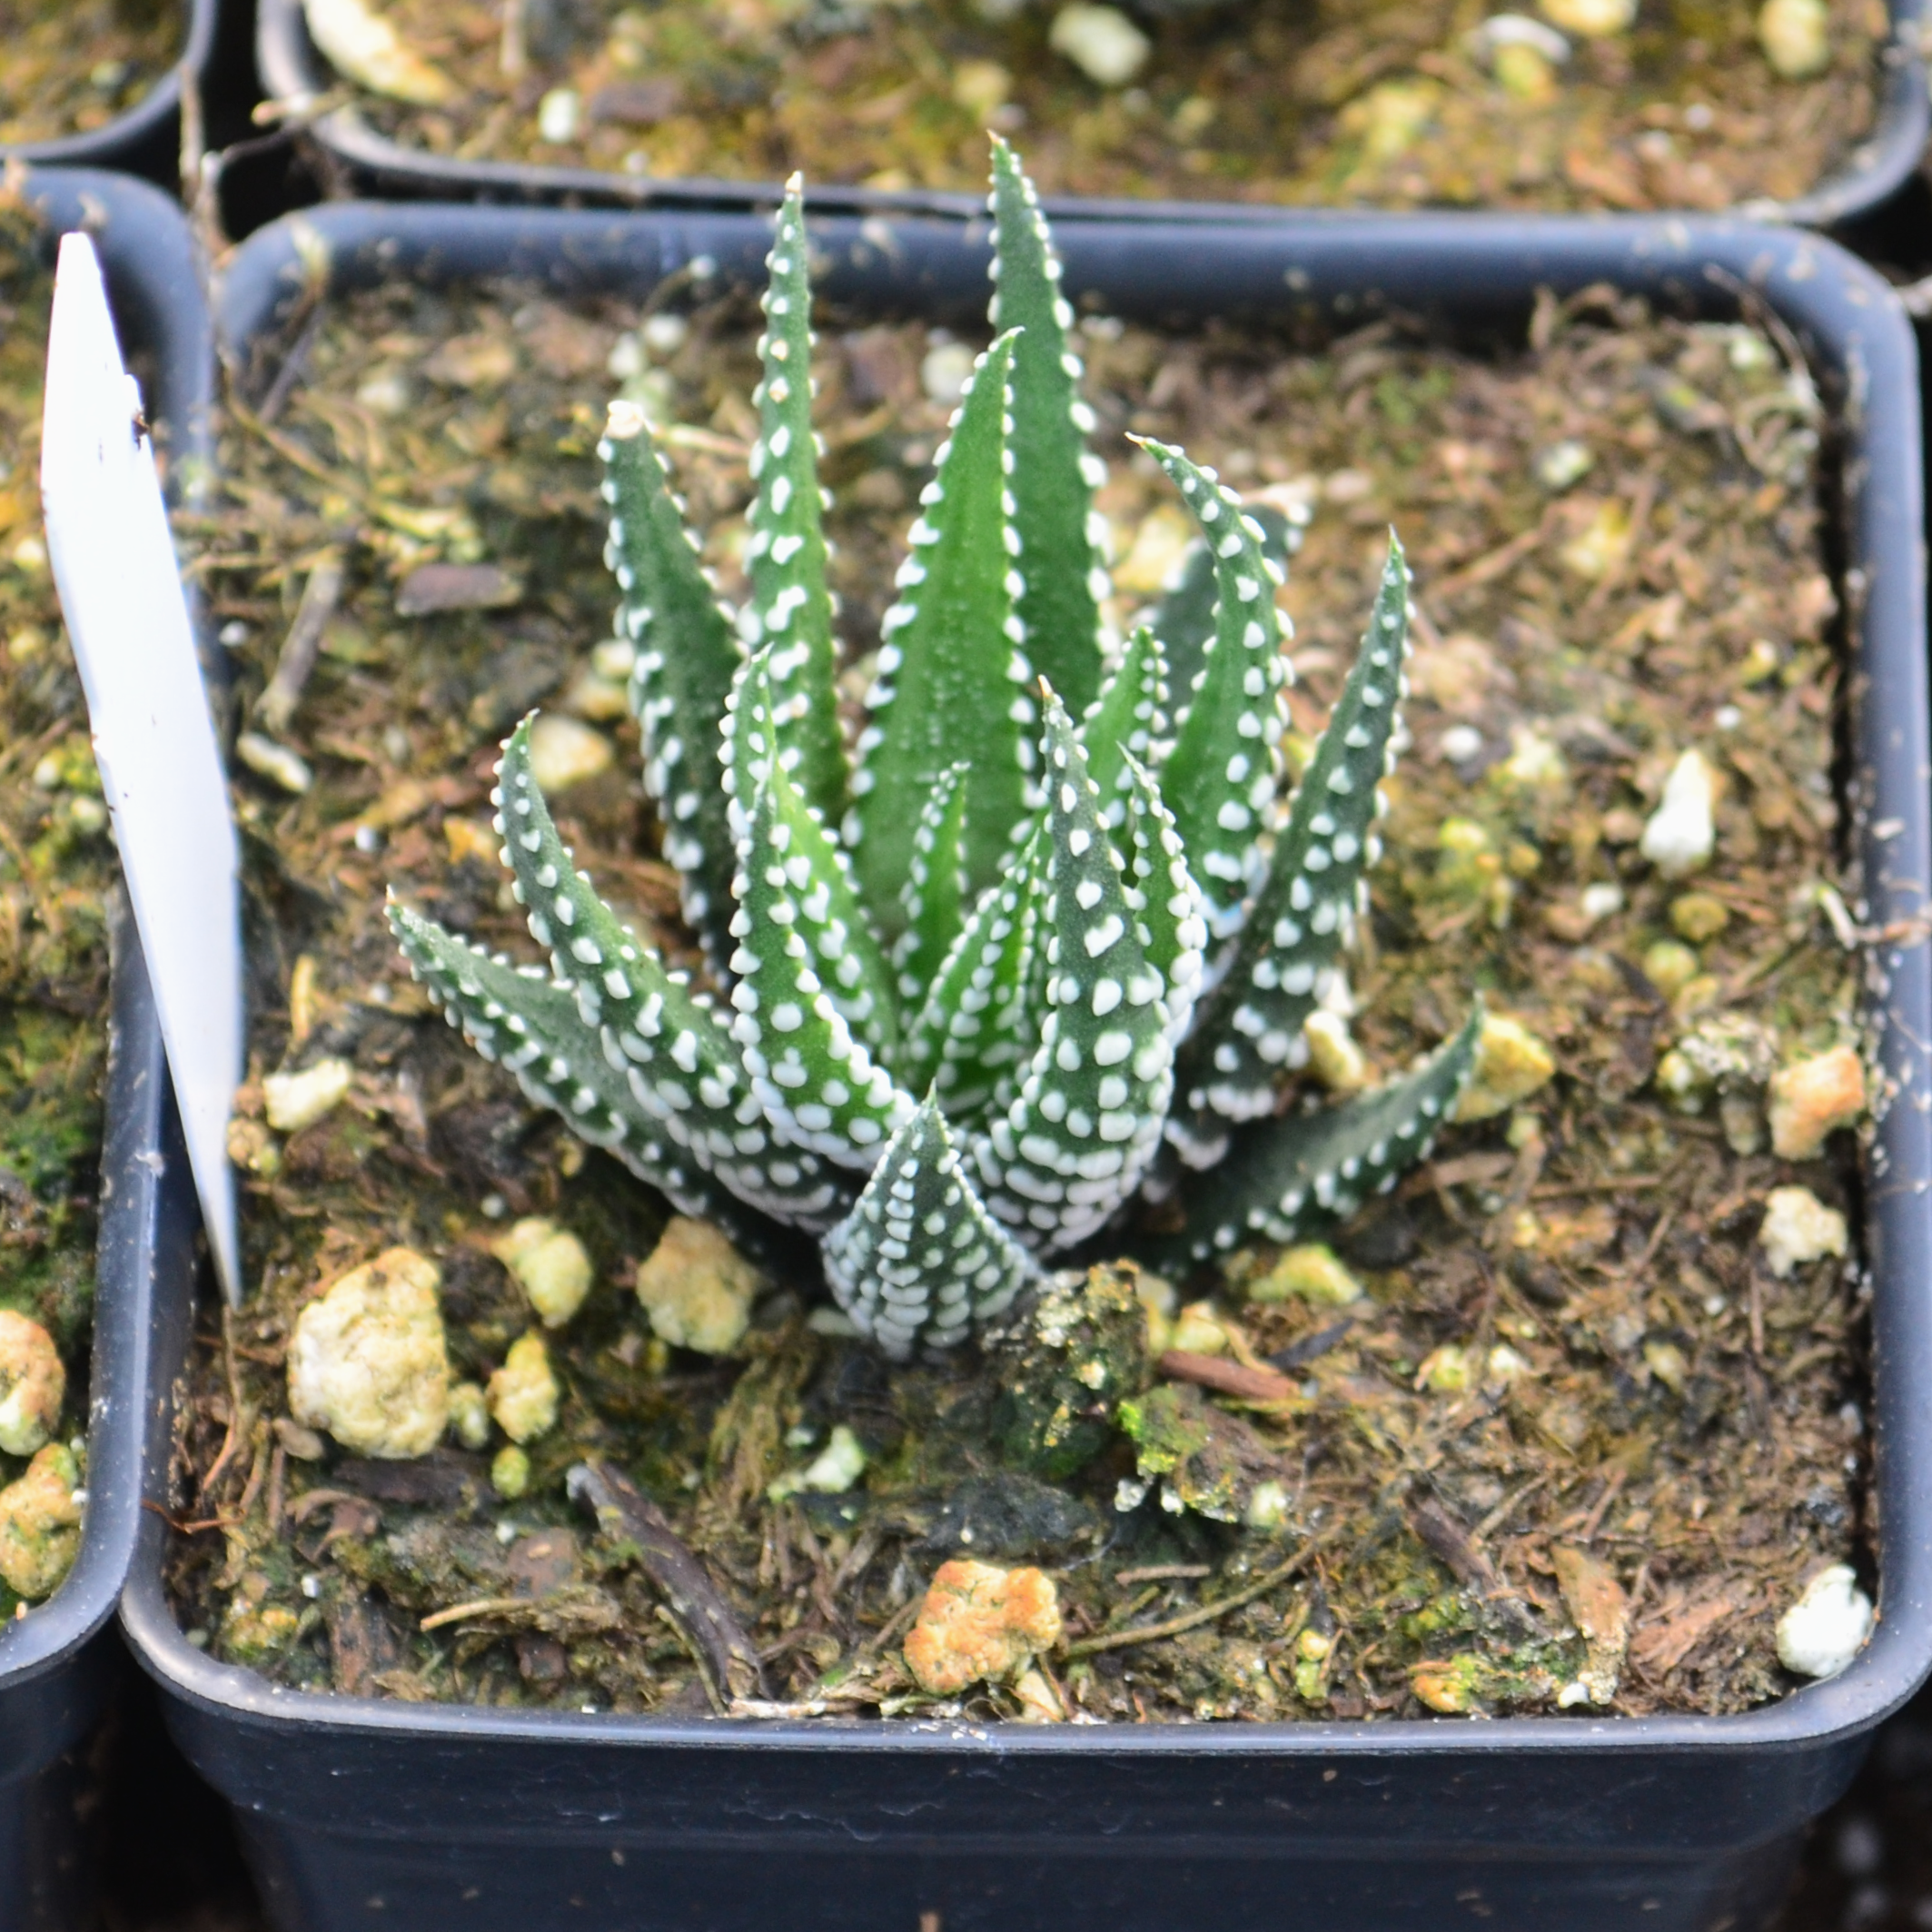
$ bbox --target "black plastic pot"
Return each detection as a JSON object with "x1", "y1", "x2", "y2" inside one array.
[
  {"x1": 0, "y1": 171, "x2": 213, "y2": 1930},
  {"x1": 122, "y1": 200, "x2": 1930, "y2": 1932},
  {"x1": 255, "y1": 0, "x2": 1930, "y2": 231},
  {"x1": 3, "y1": 0, "x2": 223, "y2": 186}
]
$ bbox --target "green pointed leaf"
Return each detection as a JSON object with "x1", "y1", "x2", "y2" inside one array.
[
  {"x1": 851, "y1": 329, "x2": 1033, "y2": 932},
  {"x1": 743, "y1": 175, "x2": 847, "y2": 829},
  {"x1": 1120, "y1": 748, "x2": 1206, "y2": 1044},
  {"x1": 728, "y1": 660, "x2": 914, "y2": 1170},
  {"x1": 892, "y1": 759, "x2": 970, "y2": 1017},
  {"x1": 823, "y1": 1090, "x2": 1038, "y2": 1360},
  {"x1": 487, "y1": 715, "x2": 850, "y2": 1229},
  {"x1": 1152, "y1": 500, "x2": 1308, "y2": 707},
  {"x1": 1176, "y1": 536, "x2": 1412, "y2": 1143},
  {"x1": 900, "y1": 817, "x2": 1047, "y2": 1125},
  {"x1": 600, "y1": 400, "x2": 744, "y2": 966},
  {"x1": 1135, "y1": 437, "x2": 1291, "y2": 937},
  {"x1": 988, "y1": 134, "x2": 1106, "y2": 715},
  {"x1": 388, "y1": 899, "x2": 746, "y2": 1232},
  {"x1": 1162, "y1": 1003, "x2": 1484, "y2": 1267},
  {"x1": 1078, "y1": 624, "x2": 1169, "y2": 837},
  {"x1": 972, "y1": 690, "x2": 1176, "y2": 1253},
  {"x1": 723, "y1": 651, "x2": 899, "y2": 1067}
]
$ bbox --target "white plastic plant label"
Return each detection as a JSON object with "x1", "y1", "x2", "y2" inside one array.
[{"x1": 40, "y1": 230, "x2": 242, "y2": 1305}]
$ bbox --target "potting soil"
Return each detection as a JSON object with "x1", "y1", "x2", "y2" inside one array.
[
  {"x1": 173, "y1": 270, "x2": 1872, "y2": 1722},
  {"x1": 311, "y1": 0, "x2": 1880, "y2": 212},
  {"x1": 0, "y1": 203, "x2": 115, "y2": 1607},
  {"x1": 0, "y1": 0, "x2": 183, "y2": 146}
]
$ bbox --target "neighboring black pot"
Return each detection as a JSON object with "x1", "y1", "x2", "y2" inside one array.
[
  {"x1": 255, "y1": 0, "x2": 1929, "y2": 230},
  {"x1": 120, "y1": 201, "x2": 1931, "y2": 1932},
  {"x1": 3, "y1": 0, "x2": 223, "y2": 187},
  {"x1": 0, "y1": 165, "x2": 213, "y2": 1932}
]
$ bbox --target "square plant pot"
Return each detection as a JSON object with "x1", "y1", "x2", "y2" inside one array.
[
  {"x1": 255, "y1": 0, "x2": 1929, "y2": 229},
  {"x1": 1, "y1": 0, "x2": 223, "y2": 183},
  {"x1": 0, "y1": 167, "x2": 213, "y2": 1931},
  {"x1": 119, "y1": 199, "x2": 1930, "y2": 1932}
]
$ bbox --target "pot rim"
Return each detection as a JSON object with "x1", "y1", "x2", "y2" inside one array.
[
  {"x1": 253, "y1": 0, "x2": 1929, "y2": 231},
  {"x1": 125, "y1": 200, "x2": 1932, "y2": 1768}
]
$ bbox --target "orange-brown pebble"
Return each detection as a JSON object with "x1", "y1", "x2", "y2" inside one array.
[
  {"x1": 902, "y1": 1559, "x2": 1063, "y2": 1695},
  {"x1": 1768, "y1": 1045, "x2": 1867, "y2": 1160}
]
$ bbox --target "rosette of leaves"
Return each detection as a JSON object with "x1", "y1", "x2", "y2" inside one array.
[{"x1": 390, "y1": 144, "x2": 1481, "y2": 1361}]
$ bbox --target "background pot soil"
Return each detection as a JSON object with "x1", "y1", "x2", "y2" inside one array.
[
  {"x1": 0, "y1": 0, "x2": 183, "y2": 146},
  {"x1": 171, "y1": 266, "x2": 1868, "y2": 1723},
  {"x1": 0, "y1": 202, "x2": 115, "y2": 1607},
  {"x1": 303, "y1": 0, "x2": 1883, "y2": 212}
]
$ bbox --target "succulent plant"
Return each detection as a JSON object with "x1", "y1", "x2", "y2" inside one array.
[{"x1": 389, "y1": 141, "x2": 1482, "y2": 1360}]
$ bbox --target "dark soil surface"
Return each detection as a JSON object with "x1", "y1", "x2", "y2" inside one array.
[
  {"x1": 0, "y1": 0, "x2": 182, "y2": 145},
  {"x1": 158, "y1": 255, "x2": 1882, "y2": 1729},
  {"x1": 308, "y1": 0, "x2": 1882, "y2": 212}
]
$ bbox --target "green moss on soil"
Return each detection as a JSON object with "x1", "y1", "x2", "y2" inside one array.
[{"x1": 0, "y1": 197, "x2": 115, "y2": 1609}]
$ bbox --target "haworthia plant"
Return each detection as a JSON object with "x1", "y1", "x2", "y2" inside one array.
[{"x1": 391, "y1": 144, "x2": 1481, "y2": 1361}]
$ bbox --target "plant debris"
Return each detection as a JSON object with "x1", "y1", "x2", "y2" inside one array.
[
  {"x1": 302, "y1": 0, "x2": 1882, "y2": 211},
  {"x1": 0, "y1": 200, "x2": 113, "y2": 1609},
  {"x1": 0, "y1": 0, "x2": 182, "y2": 146},
  {"x1": 173, "y1": 260, "x2": 1874, "y2": 1722}
]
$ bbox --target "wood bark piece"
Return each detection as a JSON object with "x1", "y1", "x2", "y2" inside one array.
[
  {"x1": 1408, "y1": 1496, "x2": 1543, "y2": 1640},
  {"x1": 1157, "y1": 1349, "x2": 1298, "y2": 1403},
  {"x1": 569, "y1": 1459, "x2": 768, "y2": 1704},
  {"x1": 259, "y1": 553, "x2": 342, "y2": 732}
]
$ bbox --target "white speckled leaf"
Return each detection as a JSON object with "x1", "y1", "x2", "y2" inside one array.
[
  {"x1": 988, "y1": 134, "x2": 1106, "y2": 715},
  {"x1": 823, "y1": 1090, "x2": 1037, "y2": 1360},
  {"x1": 1152, "y1": 499, "x2": 1308, "y2": 708},
  {"x1": 1120, "y1": 748, "x2": 1207, "y2": 1047},
  {"x1": 900, "y1": 817, "x2": 1047, "y2": 1126},
  {"x1": 1137, "y1": 437, "x2": 1292, "y2": 937},
  {"x1": 1175, "y1": 536, "x2": 1412, "y2": 1147},
  {"x1": 728, "y1": 657, "x2": 914, "y2": 1169},
  {"x1": 722, "y1": 649, "x2": 899, "y2": 1066},
  {"x1": 388, "y1": 899, "x2": 747, "y2": 1233},
  {"x1": 1164, "y1": 1002, "x2": 1484, "y2": 1265},
  {"x1": 1078, "y1": 624, "x2": 1170, "y2": 837},
  {"x1": 892, "y1": 759, "x2": 971, "y2": 1018},
  {"x1": 487, "y1": 716, "x2": 849, "y2": 1228},
  {"x1": 850, "y1": 330, "x2": 1033, "y2": 931},
  {"x1": 973, "y1": 689, "x2": 1174, "y2": 1253},
  {"x1": 600, "y1": 401, "x2": 745, "y2": 966},
  {"x1": 742, "y1": 175, "x2": 847, "y2": 830}
]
